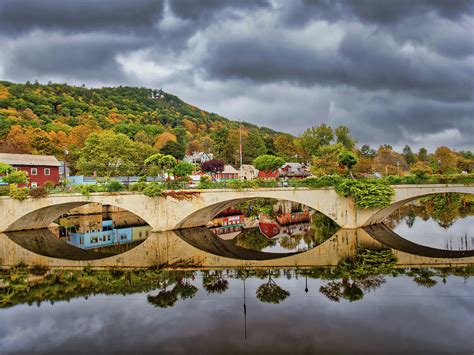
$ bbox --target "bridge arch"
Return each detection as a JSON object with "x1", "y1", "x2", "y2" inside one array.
[
  {"x1": 2, "y1": 193, "x2": 158, "y2": 232},
  {"x1": 365, "y1": 187, "x2": 474, "y2": 225},
  {"x1": 173, "y1": 193, "x2": 341, "y2": 230}
]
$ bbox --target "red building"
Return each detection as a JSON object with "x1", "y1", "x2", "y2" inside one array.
[
  {"x1": 257, "y1": 169, "x2": 279, "y2": 179},
  {"x1": 0, "y1": 153, "x2": 61, "y2": 187}
]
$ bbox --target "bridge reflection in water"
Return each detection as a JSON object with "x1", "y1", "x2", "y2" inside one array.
[{"x1": 2, "y1": 225, "x2": 474, "y2": 269}]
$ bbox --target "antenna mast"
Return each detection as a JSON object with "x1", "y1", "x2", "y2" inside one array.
[{"x1": 239, "y1": 121, "x2": 243, "y2": 168}]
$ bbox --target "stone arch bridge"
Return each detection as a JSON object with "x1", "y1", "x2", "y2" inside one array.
[{"x1": 0, "y1": 184, "x2": 472, "y2": 233}]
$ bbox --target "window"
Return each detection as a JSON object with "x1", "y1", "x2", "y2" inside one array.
[
  {"x1": 44, "y1": 168, "x2": 50, "y2": 176},
  {"x1": 31, "y1": 182, "x2": 38, "y2": 188},
  {"x1": 31, "y1": 168, "x2": 37, "y2": 175}
]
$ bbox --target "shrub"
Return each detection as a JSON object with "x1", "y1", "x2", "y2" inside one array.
[
  {"x1": 142, "y1": 182, "x2": 164, "y2": 197},
  {"x1": 335, "y1": 179, "x2": 394, "y2": 208},
  {"x1": 106, "y1": 179, "x2": 124, "y2": 192},
  {"x1": 43, "y1": 181, "x2": 55, "y2": 191},
  {"x1": 9, "y1": 187, "x2": 29, "y2": 201},
  {"x1": 129, "y1": 182, "x2": 148, "y2": 192},
  {"x1": 0, "y1": 186, "x2": 9, "y2": 196},
  {"x1": 198, "y1": 175, "x2": 213, "y2": 189},
  {"x1": 2, "y1": 171, "x2": 28, "y2": 185},
  {"x1": 410, "y1": 162, "x2": 433, "y2": 179},
  {"x1": 29, "y1": 187, "x2": 49, "y2": 199}
]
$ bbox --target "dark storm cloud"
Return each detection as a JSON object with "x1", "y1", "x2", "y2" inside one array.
[
  {"x1": 0, "y1": 0, "x2": 165, "y2": 34},
  {"x1": 0, "y1": 0, "x2": 472, "y2": 150},
  {"x1": 168, "y1": 0, "x2": 271, "y2": 21},
  {"x1": 3, "y1": 33, "x2": 147, "y2": 82},
  {"x1": 284, "y1": 0, "x2": 474, "y2": 26},
  {"x1": 203, "y1": 29, "x2": 473, "y2": 101}
]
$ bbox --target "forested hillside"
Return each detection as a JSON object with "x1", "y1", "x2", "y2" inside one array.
[
  {"x1": 0, "y1": 81, "x2": 291, "y2": 173},
  {"x1": 0, "y1": 81, "x2": 472, "y2": 178}
]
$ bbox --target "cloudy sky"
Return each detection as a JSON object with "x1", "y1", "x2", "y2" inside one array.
[{"x1": 0, "y1": 0, "x2": 473, "y2": 151}]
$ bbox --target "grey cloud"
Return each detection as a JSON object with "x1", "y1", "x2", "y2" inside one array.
[
  {"x1": 168, "y1": 0, "x2": 271, "y2": 21},
  {"x1": 0, "y1": 0, "x2": 165, "y2": 34},
  {"x1": 284, "y1": 0, "x2": 474, "y2": 26},
  {"x1": 202, "y1": 28, "x2": 473, "y2": 102},
  {"x1": 2, "y1": 32, "x2": 147, "y2": 83}
]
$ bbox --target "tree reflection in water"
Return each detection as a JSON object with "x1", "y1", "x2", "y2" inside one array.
[
  {"x1": 1, "y1": 261, "x2": 473, "y2": 309},
  {"x1": 315, "y1": 248, "x2": 396, "y2": 303},
  {"x1": 203, "y1": 270, "x2": 229, "y2": 294},
  {"x1": 256, "y1": 271, "x2": 290, "y2": 304},
  {"x1": 148, "y1": 273, "x2": 198, "y2": 308},
  {"x1": 385, "y1": 193, "x2": 473, "y2": 230}
]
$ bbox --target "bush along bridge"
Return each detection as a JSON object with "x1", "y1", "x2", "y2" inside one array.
[{"x1": 0, "y1": 184, "x2": 472, "y2": 233}]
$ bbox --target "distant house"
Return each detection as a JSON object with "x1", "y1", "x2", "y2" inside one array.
[
  {"x1": 239, "y1": 164, "x2": 259, "y2": 180},
  {"x1": 279, "y1": 162, "x2": 310, "y2": 179},
  {"x1": 0, "y1": 153, "x2": 60, "y2": 187},
  {"x1": 213, "y1": 165, "x2": 239, "y2": 180},
  {"x1": 183, "y1": 152, "x2": 214, "y2": 164}
]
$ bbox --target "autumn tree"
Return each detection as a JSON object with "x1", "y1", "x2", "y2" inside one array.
[
  {"x1": 433, "y1": 146, "x2": 459, "y2": 174},
  {"x1": 201, "y1": 159, "x2": 225, "y2": 174},
  {"x1": 274, "y1": 134, "x2": 298, "y2": 160},
  {"x1": 373, "y1": 145, "x2": 406, "y2": 176},
  {"x1": 154, "y1": 131, "x2": 177, "y2": 150},
  {"x1": 311, "y1": 144, "x2": 345, "y2": 176}
]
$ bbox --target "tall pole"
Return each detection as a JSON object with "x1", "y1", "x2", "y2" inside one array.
[
  {"x1": 239, "y1": 121, "x2": 243, "y2": 169},
  {"x1": 243, "y1": 277, "x2": 247, "y2": 340}
]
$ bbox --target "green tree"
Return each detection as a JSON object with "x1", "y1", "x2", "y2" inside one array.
[
  {"x1": 2, "y1": 170, "x2": 27, "y2": 185},
  {"x1": 300, "y1": 124, "x2": 334, "y2": 156},
  {"x1": 338, "y1": 150, "x2": 359, "y2": 177},
  {"x1": 160, "y1": 140, "x2": 185, "y2": 159},
  {"x1": 243, "y1": 130, "x2": 267, "y2": 163},
  {"x1": 253, "y1": 155, "x2": 285, "y2": 174},
  {"x1": 335, "y1": 125, "x2": 357, "y2": 150},
  {"x1": 0, "y1": 162, "x2": 13, "y2": 175},
  {"x1": 77, "y1": 131, "x2": 139, "y2": 176},
  {"x1": 256, "y1": 273, "x2": 290, "y2": 304},
  {"x1": 402, "y1": 145, "x2": 417, "y2": 165},
  {"x1": 173, "y1": 161, "x2": 194, "y2": 179},
  {"x1": 417, "y1": 147, "x2": 428, "y2": 162},
  {"x1": 145, "y1": 153, "x2": 177, "y2": 178}
]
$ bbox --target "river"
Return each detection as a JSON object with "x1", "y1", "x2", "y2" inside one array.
[{"x1": 0, "y1": 194, "x2": 473, "y2": 354}]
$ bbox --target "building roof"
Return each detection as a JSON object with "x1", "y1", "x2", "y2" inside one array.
[
  {"x1": 0, "y1": 153, "x2": 61, "y2": 167},
  {"x1": 240, "y1": 164, "x2": 259, "y2": 172},
  {"x1": 222, "y1": 165, "x2": 238, "y2": 174}
]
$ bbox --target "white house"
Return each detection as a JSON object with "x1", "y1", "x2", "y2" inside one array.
[
  {"x1": 183, "y1": 152, "x2": 214, "y2": 164},
  {"x1": 238, "y1": 164, "x2": 259, "y2": 180}
]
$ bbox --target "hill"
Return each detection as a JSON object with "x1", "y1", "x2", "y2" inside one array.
[{"x1": 0, "y1": 81, "x2": 297, "y2": 172}]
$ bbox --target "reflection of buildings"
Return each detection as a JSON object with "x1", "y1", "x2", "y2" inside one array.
[
  {"x1": 57, "y1": 204, "x2": 151, "y2": 250},
  {"x1": 259, "y1": 213, "x2": 312, "y2": 239},
  {"x1": 208, "y1": 208, "x2": 246, "y2": 239}
]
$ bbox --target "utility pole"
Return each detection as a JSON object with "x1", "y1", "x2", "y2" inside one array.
[{"x1": 239, "y1": 121, "x2": 243, "y2": 169}]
